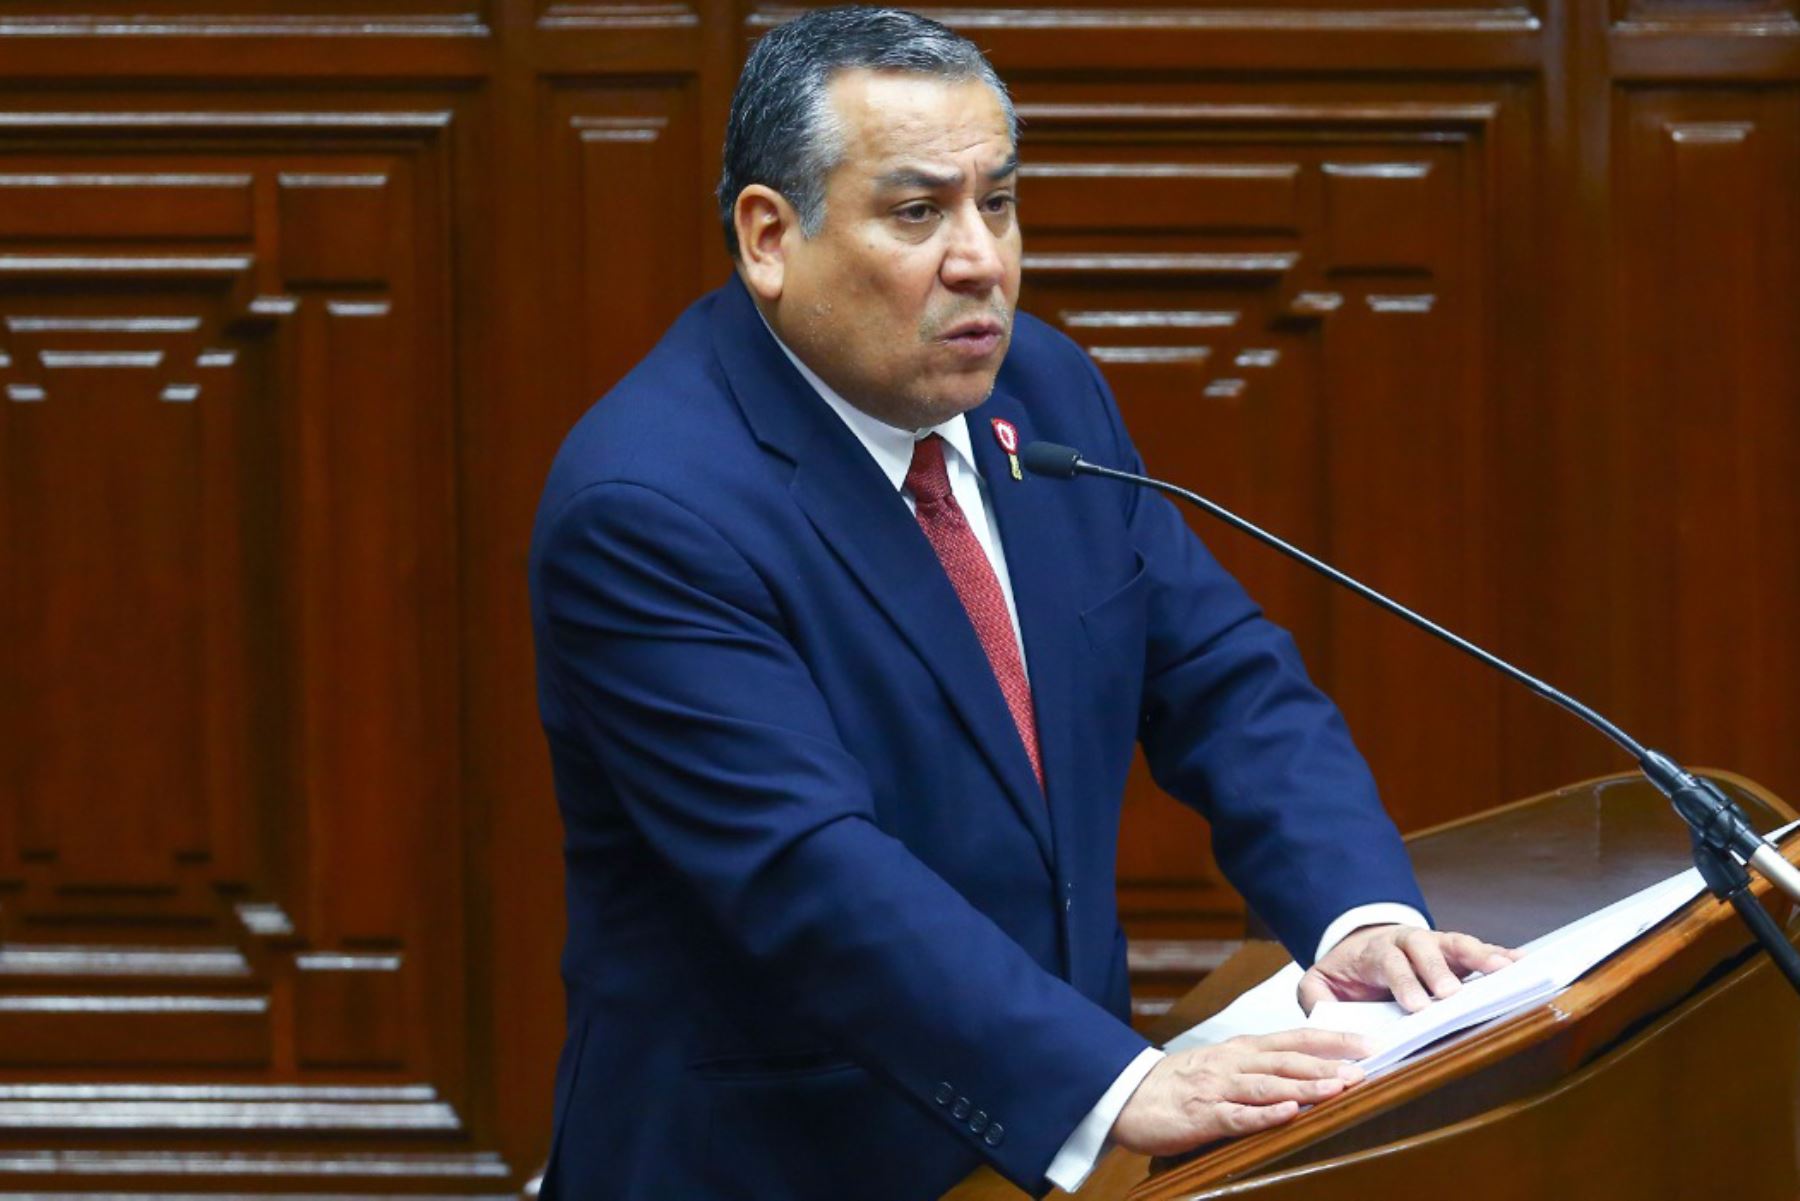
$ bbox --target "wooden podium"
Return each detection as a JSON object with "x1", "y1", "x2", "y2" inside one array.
[{"x1": 947, "y1": 771, "x2": 1800, "y2": 1201}]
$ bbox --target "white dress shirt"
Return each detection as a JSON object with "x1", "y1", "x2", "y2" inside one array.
[{"x1": 766, "y1": 328, "x2": 1426, "y2": 1191}]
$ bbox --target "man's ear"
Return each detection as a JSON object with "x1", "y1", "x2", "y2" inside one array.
[{"x1": 733, "y1": 185, "x2": 797, "y2": 302}]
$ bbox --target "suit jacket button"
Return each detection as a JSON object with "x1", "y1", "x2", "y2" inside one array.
[
  {"x1": 969, "y1": 1110, "x2": 988, "y2": 1134},
  {"x1": 984, "y1": 1123, "x2": 1005, "y2": 1147},
  {"x1": 934, "y1": 1083, "x2": 954, "y2": 1106},
  {"x1": 951, "y1": 1097, "x2": 971, "y2": 1120}
]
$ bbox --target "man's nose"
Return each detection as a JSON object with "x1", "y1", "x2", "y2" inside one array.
[{"x1": 940, "y1": 203, "x2": 1006, "y2": 291}]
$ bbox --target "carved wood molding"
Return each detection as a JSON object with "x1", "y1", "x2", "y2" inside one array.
[
  {"x1": 0, "y1": 99, "x2": 481, "y2": 1172},
  {"x1": 749, "y1": 5, "x2": 1544, "y2": 34}
]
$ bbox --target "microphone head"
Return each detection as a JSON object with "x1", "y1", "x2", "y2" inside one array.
[{"x1": 1020, "y1": 441, "x2": 1083, "y2": 479}]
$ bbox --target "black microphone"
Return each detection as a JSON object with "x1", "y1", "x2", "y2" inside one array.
[
  {"x1": 1019, "y1": 441, "x2": 1082, "y2": 479},
  {"x1": 1021, "y1": 440, "x2": 1800, "y2": 934}
]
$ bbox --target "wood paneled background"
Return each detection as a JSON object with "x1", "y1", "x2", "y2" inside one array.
[{"x1": 1, "y1": 0, "x2": 1796, "y2": 1192}]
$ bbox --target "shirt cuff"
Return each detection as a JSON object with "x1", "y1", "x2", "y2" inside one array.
[
  {"x1": 1044, "y1": 1046, "x2": 1164, "y2": 1194},
  {"x1": 1313, "y1": 902, "x2": 1431, "y2": 966}
]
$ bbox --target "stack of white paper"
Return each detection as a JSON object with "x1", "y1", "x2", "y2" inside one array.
[
  {"x1": 1306, "y1": 960, "x2": 1560, "y2": 1074},
  {"x1": 1165, "y1": 820, "x2": 1797, "y2": 1075}
]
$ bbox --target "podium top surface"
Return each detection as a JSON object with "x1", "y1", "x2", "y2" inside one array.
[{"x1": 1405, "y1": 770, "x2": 1788, "y2": 947}]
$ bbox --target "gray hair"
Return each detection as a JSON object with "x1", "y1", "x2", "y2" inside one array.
[{"x1": 717, "y1": 6, "x2": 1017, "y2": 257}]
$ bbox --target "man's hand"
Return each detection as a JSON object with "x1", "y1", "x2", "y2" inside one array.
[
  {"x1": 1299, "y1": 924, "x2": 1519, "y2": 1014},
  {"x1": 1109, "y1": 1030, "x2": 1369, "y2": 1156}
]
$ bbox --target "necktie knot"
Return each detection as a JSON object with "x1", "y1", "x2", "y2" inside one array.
[{"x1": 905, "y1": 434, "x2": 955, "y2": 508}]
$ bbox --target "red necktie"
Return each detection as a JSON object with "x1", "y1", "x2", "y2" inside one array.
[{"x1": 905, "y1": 435, "x2": 1044, "y2": 789}]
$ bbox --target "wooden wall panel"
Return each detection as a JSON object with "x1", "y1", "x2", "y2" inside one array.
[
  {"x1": 542, "y1": 78, "x2": 709, "y2": 416},
  {"x1": 1013, "y1": 91, "x2": 1511, "y2": 955},
  {"x1": 0, "y1": 0, "x2": 1798, "y2": 1189},
  {"x1": 1614, "y1": 87, "x2": 1800, "y2": 796},
  {"x1": 0, "y1": 99, "x2": 488, "y2": 1191}
]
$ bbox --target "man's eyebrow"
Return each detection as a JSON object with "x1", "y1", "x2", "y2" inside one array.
[
  {"x1": 873, "y1": 156, "x2": 1019, "y2": 192},
  {"x1": 875, "y1": 166, "x2": 964, "y2": 191}
]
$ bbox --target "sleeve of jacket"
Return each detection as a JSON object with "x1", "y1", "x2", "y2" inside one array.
[
  {"x1": 534, "y1": 478, "x2": 1151, "y2": 1192},
  {"x1": 1075, "y1": 356, "x2": 1430, "y2": 966}
]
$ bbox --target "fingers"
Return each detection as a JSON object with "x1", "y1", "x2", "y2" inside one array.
[
  {"x1": 1239, "y1": 1050, "x2": 1365, "y2": 1081},
  {"x1": 1367, "y1": 938, "x2": 1431, "y2": 1011},
  {"x1": 1399, "y1": 931, "x2": 1461, "y2": 1003},
  {"x1": 1297, "y1": 967, "x2": 1334, "y2": 1016},
  {"x1": 1437, "y1": 930, "x2": 1520, "y2": 975},
  {"x1": 1220, "y1": 1070, "x2": 1350, "y2": 1106},
  {"x1": 1305, "y1": 925, "x2": 1527, "y2": 1017},
  {"x1": 1382, "y1": 930, "x2": 1527, "y2": 1011},
  {"x1": 1241, "y1": 1028, "x2": 1370, "y2": 1061},
  {"x1": 1111, "y1": 1036, "x2": 1369, "y2": 1156},
  {"x1": 1216, "y1": 1100, "x2": 1299, "y2": 1137}
]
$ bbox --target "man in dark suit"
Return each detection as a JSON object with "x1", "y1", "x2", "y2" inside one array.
[{"x1": 530, "y1": 8, "x2": 1513, "y2": 1198}]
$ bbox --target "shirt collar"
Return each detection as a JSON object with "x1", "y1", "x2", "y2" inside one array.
[{"x1": 758, "y1": 308, "x2": 978, "y2": 492}]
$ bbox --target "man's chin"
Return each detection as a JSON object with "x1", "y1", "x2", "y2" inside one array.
[
  {"x1": 847, "y1": 369, "x2": 1001, "y2": 431},
  {"x1": 908, "y1": 379, "x2": 1000, "y2": 427}
]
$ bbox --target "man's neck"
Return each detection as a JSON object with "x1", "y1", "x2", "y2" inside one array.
[
  {"x1": 750, "y1": 297, "x2": 926, "y2": 436},
  {"x1": 750, "y1": 295, "x2": 978, "y2": 496}
]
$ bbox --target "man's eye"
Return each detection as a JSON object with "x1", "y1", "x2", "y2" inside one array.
[
  {"x1": 895, "y1": 203, "x2": 938, "y2": 223},
  {"x1": 983, "y1": 193, "x2": 1017, "y2": 214}
]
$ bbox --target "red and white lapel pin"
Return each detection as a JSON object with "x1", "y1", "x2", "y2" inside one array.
[{"x1": 991, "y1": 418, "x2": 1023, "y2": 481}]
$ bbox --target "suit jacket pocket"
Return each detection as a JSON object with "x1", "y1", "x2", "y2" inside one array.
[{"x1": 1078, "y1": 553, "x2": 1148, "y2": 656}]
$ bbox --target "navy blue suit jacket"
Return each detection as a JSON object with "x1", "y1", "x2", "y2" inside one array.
[{"x1": 529, "y1": 276, "x2": 1426, "y2": 1200}]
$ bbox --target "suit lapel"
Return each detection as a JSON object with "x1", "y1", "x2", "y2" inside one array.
[
  {"x1": 709, "y1": 280, "x2": 1055, "y2": 870},
  {"x1": 967, "y1": 389, "x2": 1085, "y2": 878}
]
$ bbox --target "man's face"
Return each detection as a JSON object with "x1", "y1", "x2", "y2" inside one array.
[{"x1": 770, "y1": 69, "x2": 1022, "y2": 430}]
